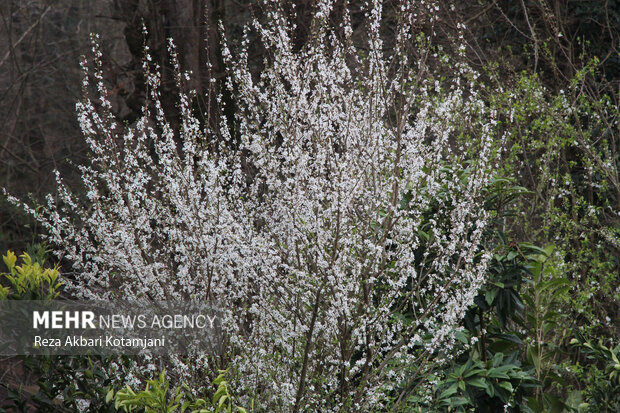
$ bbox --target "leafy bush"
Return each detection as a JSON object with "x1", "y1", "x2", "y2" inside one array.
[
  {"x1": 568, "y1": 335, "x2": 620, "y2": 412},
  {"x1": 0, "y1": 250, "x2": 62, "y2": 300},
  {"x1": 113, "y1": 370, "x2": 249, "y2": 413}
]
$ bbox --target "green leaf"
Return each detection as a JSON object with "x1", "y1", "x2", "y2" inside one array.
[
  {"x1": 218, "y1": 394, "x2": 229, "y2": 409},
  {"x1": 464, "y1": 369, "x2": 485, "y2": 378},
  {"x1": 485, "y1": 289, "x2": 498, "y2": 305},
  {"x1": 447, "y1": 397, "x2": 469, "y2": 407},
  {"x1": 492, "y1": 333, "x2": 523, "y2": 345},
  {"x1": 440, "y1": 383, "x2": 459, "y2": 399},
  {"x1": 519, "y1": 243, "x2": 549, "y2": 257},
  {"x1": 3, "y1": 251, "x2": 17, "y2": 271},
  {"x1": 527, "y1": 346, "x2": 541, "y2": 372},
  {"x1": 539, "y1": 278, "x2": 571, "y2": 292},
  {"x1": 467, "y1": 377, "x2": 487, "y2": 389},
  {"x1": 507, "y1": 251, "x2": 518, "y2": 261},
  {"x1": 498, "y1": 381, "x2": 513, "y2": 393},
  {"x1": 485, "y1": 383, "x2": 495, "y2": 398},
  {"x1": 487, "y1": 368, "x2": 511, "y2": 379}
]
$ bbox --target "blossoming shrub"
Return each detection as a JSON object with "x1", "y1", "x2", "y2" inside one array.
[{"x1": 5, "y1": 0, "x2": 512, "y2": 410}]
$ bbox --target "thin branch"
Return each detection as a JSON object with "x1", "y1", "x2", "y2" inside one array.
[{"x1": 0, "y1": 5, "x2": 51, "y2": 68}]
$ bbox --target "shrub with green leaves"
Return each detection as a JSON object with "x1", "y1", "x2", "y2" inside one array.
[
  {"x1": 0, "y1": 250, "x2": 62, "y2": 300},
  {"x1": 568, "y1": 335, "x2": 620, "y2": 412},
  {"x1": 112, "y1": 370, "x2": 249, "y2": 413}
]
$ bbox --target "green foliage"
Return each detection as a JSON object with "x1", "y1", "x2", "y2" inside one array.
[
  {"x1": 396, "y1": 179, "x2": 540, "y2": 412},
  {"x1": 113, "y1": 369, "x2": 249, "y2": 413},
  {"x1": 437, "y1": 352, "x2": 537, "y2": 412},
  {"x1": 114, "y1": 370, "x2": 183, "y2": 413},
  {"x1": 402, "y1": 240, "x2": 576, "y2": 412},
  {"x1": 480, "y1": 62, "x2": 618, "y2": 411},
  {"x1": 18, "y1": 355, "x2": 123, "y2": 412},
  {"x1": 397, "y1": 163, "x2": 613, "y2": 413},
  {"x1": 490, "y1": 65, "x2": 618, "y2": 338},
  {"x1": 571, "y1": 337, "x2": 620, "y2": 388},
  {"x1": 521, "y1": 246, "x2": 573, "y2": 412},
  {"x1": 567, "y1": 335, "x2": 620, "y2": 412},
  {"x1": 457, "y1": 244, "x2": 541, "y2": 412},
  {"x1": 0, "y1": 250, "x2": 62, "y2": 300},
  {"x1": 208, "y1": 370, "x2": 249, "y2": 413}
]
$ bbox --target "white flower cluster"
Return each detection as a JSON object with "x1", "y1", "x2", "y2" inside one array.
[{"x1": 7, "y1": 1, "x2": 503, "y2": 410}]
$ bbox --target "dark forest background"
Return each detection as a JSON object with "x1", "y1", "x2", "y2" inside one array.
[{"x1": 1, "y1": 1, "x2": 617, "y2": 251}]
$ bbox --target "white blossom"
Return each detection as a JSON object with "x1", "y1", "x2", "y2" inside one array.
[{"x1": 6, "y1": 1, "x2": 507, "y2": 411}]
